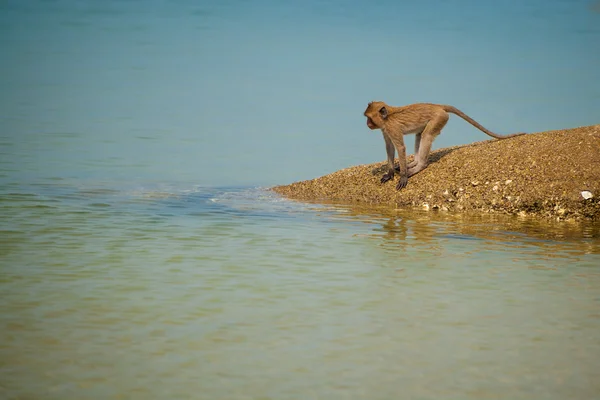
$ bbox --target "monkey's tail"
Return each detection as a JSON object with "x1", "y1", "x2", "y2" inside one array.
[{"x1": 442, "y1": 105, "x2": 525, "y2": 139}]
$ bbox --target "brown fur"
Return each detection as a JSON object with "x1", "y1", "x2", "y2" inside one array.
[{"x1": 364, "y1": 101, "x2": 525, "y2": 190}]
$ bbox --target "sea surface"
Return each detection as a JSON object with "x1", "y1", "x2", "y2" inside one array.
[{"x1": 1, "y1": 1, "x2": 600, "y2": 399}]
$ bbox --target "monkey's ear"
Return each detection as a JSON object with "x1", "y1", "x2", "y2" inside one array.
[{"x1": 379, "y1": 106, "x2": 388, "y2": 119}]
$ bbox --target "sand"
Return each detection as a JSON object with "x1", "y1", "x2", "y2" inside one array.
[{"x1": 272, "y1": 124, "x2": 600, "y2": 221}]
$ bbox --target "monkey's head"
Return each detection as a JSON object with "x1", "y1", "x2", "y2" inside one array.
[{"x1": 364, "y1": 101, "x2": 388, "y2": 130}]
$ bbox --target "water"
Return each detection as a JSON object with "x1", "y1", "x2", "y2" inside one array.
[
  {"x1": 2, "y1": 184, "x2": 599, "y2": 399},
  {"x1": 1, "y1": 1, "x2": 600, "y2": 399}
]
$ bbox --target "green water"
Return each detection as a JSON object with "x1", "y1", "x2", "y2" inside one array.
[{"x1": 1, "y1": 186, "x2": 599, "y2": 399}]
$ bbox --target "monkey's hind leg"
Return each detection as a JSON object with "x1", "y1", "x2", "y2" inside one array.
[{"x1": 407, "y1": 114, "x2": 448, "y2": 177}]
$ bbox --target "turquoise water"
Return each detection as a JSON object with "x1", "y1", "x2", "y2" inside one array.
[{"x1": 2, "y1": 1, "x2": 600, "y2": 399}]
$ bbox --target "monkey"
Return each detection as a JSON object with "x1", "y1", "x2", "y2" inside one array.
[{"x1": 364, "y1": 102, "x2": 525, "y2": 190}]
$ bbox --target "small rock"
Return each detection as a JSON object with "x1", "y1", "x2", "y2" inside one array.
[
  {"x1": 422, "y1": 202, "x2": 430, "y2": 211},
  {"x1": 443, "y1": 189, "x2": 450, "y2": 196},
  {"x1": 581, "y1": 190, "x2": 593, "y2": 200},
  {"x1": 492, "y1": 185, "x2": 499, "y2": 191},
  {"x1": 505, "y1": 179, "x2": 512, "y2": 185},
  {"x1": 471, "y1": 181, "x2": 480, "y2": 186}
]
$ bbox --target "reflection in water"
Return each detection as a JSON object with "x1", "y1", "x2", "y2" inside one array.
[{"x1": 305, "y1": 199, "x2": 600, "y2": 253}]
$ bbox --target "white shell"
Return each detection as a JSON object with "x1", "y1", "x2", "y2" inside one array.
[{"x1": 581, "y1": 191, "x2": 593, "y2": 200}]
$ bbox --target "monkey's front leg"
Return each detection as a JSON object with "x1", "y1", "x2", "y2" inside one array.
[
  {"x1": 381, "y1": 132, "x2": 396, "y2": 184},
  {"x1": 393, "y1": 140, "x2": 408, "y2": 190}
]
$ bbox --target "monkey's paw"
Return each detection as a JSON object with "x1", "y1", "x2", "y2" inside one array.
[
  {"x1": 396, "y1": 176, "x2": 408, "y2": 190},
  {"x1": 380, "y1": 172, "x2": 394, "y2": 184}
]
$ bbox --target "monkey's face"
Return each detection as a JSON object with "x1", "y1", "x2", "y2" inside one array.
[
  {"x1": 366, "y1": 116, "x2": 378, "y2": 129},
  {"x1": 364, "y1": 101, "x2": 387, "y2": 130}
]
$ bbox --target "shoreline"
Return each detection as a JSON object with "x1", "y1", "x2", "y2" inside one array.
[{"x1": 272, "y1": 124, "x2": 600, "y2": 221}]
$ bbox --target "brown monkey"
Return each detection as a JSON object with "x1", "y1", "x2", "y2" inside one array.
[{"x1": 364, "y1": 102, "x2": 525, "y2": 190}]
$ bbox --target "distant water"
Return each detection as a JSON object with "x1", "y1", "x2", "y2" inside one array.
[{"x1": 1, "y1": 1, "x2": 600, "y2": 399}]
